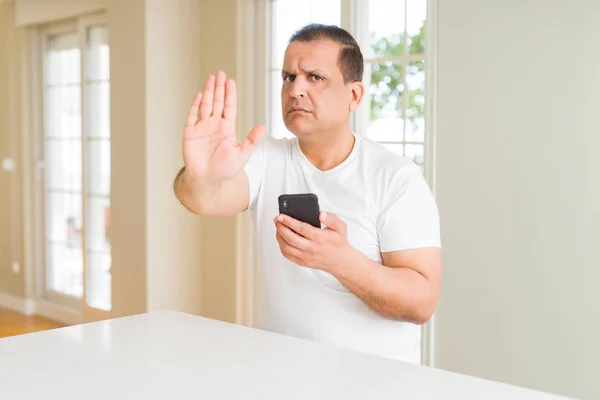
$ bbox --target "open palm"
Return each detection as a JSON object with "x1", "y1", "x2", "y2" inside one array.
[{"x1": 183, "y1": 71, "x2": 265, "y2": 186}]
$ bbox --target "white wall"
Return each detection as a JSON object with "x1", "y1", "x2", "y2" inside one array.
[
  {"x1": 15, "y1": 0, "x2": 108, "y2": 26},
  {"x1": 193, "y1": 0, "x2": 239, "y2": 323},
  {"x1": 0, "y1": 0, "x2": 24, "y2": 298},
  {"x1": 5, "y1": 0, "x2": 240, "y2": 321},
  {"x1": 107, "y1": 0, "x2": 148, "y2": 318},
  {"x1": 145, "y1": 0, "x2": 203, "y2": 314},
  {"x1": 107, "y1": 0, "x2": 244, "y2": 321},
  {"x1": 434, "y1": 1, "x2": 600, "y2": 399}
]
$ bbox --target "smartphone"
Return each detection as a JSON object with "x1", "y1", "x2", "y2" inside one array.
[{"x1": 278, "y1": 193, "x2": 321, "y2": 228}]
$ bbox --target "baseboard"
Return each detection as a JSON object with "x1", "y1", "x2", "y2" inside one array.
[
  {"x1": 0, "y1": 291, "x2": 33, "y2": 315},
  {"x1": 24, "y1": 298, "x2": 36, "y2": 315},
  {"x1": 0, "y1": 291, "x2": 82, "y2": 325},
  {"x1": 34, "y1": 300, "x2": 82, "y2": 326}
]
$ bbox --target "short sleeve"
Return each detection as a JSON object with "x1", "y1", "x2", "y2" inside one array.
[
  {"x1": 243, "y1": 138, "x2": 266, "y2": 210},
  {"x1": 378, "y1": 163, "x2": 441, "y2": 252}
]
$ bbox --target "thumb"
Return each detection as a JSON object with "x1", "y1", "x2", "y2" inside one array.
[
  {"x1": 320, "y1": 212, "x2": 346, "y2": 234},
  {"x1": 240, "y1": 124, "x2": 266, "y2": 159}
]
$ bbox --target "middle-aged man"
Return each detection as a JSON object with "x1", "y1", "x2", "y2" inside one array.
[{"x1": 174, "y1": 24, "x2": 442, "y2": 363}]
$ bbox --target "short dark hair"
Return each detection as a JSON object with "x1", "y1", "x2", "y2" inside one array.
[{"x1": 289, "y1": 23, "x2": 364, "y2": 84}]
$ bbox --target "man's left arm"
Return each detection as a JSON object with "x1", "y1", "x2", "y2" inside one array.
[
  {"x1": 274, "y1": 211, "x2": 441, "y2": 324},
  {"x1": 331, "y1": 242, "x2": 441, "y2": 324}
]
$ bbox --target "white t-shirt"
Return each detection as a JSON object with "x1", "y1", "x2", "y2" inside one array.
[{"x1": 243, "y1": 132, "x2": 441, "y2": 363}]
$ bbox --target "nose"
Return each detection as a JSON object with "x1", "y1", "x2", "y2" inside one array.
[{"x1": 289, "y1": 78, "x2": 306, "y2": 99}]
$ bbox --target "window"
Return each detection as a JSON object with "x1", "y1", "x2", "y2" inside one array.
[
  {"x1": 39, "y1": 15, "x2": 111, "y2": 312},
  {"x1": 360, "y1": 0, "x2": 427, "y2": 174},
  {"x1": 266, "y1": 0, "x2": 429, "y2": 175},
  {"x1": 265, "y1": 0, "x2": 433, "y2": 363}
]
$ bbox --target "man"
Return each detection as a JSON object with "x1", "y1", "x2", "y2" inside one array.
[{"x1": 174, "y1": 24, "x2": 441, "y2": 363}]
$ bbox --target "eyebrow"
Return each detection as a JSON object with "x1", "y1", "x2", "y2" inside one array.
[{"x1": 282, "y1": 68, "x2": 329, "y2": 76}]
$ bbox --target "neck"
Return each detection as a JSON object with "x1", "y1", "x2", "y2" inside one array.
[{"x1": 298, "y1": 127, "x2": 356, "y2": 171}]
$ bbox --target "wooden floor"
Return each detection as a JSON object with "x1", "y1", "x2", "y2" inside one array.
[{"x1": 0, "y1": 308, "x2": 64, "y2": 339}]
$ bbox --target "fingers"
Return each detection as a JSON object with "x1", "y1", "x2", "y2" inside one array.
[
  {"x1": 276, "y1": 213, "x2": 318, "y2": 240},
  {"x1": 186, "y1": 92, "x2": 202, "y2": 127},
  {"x1": 276, "y1": 232, "x2": 306, "y2": 265},
  {"x1": 199, "y1": 74, "x2": 215, "y2": 120},
  {"x1": 274, "y1": 221, "x2": 312, "y2": 251},
  {"x1": 212, "y1": 71, "x2": 226, "y2": 118},
  {"x1": 223, "y1": 78, "x2": 237, "y2": 121},
  {"x1": 196, "y1": 71, "x2": 236, "y2": 122},
  {"x1": 320, "y1": 212, "x2": 347, "y2": 235}
]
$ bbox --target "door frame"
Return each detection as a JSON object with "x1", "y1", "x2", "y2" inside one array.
[{"x1": 22, "y1": 11, "x2": 112, "y2": 324}]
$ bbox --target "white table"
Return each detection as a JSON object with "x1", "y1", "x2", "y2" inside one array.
[{"x1": 0, "y1": 311, "x2": 570, "y2": 399}]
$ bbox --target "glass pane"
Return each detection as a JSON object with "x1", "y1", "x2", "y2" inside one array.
[
  {"x1": 45, "y1": 192, "x2": 83, "y2": 244},
  {"x1": 368, "y1": 0, "x2": 406, "y2": 59},
  {"x1": 309, "y1": 0, "x2": 341, "y2": 26},
  {"x1": 46, "y1": 242, "x2": 83, "y2": 298},
  {"x1": 405, "y1": 144, "x2": 425, "y2": 164},
  {"x1": 45, "y1": 139, "x2": 82, "y2": 192},
  {"x1": 86, "y1": 251, "x2": 111, "y2": 311},
  {"x1": 369, "y1": 61, "x2": 403, "y2": 119},
  {"x1": 86, "y1": 197, "x2": 111, "y2": 252},
  {"x1": 406, "y1": 60, "x2": 425, "y2": 142},
  {"x1": 271, "y1": 0, "x2": 341, "y2": 68},
  {"x1": 45, "y1": 86, "x2": 82, "y2": 138},
  {"x1": 86, "y1": 26, "x2": 109, "y2": 81},
  {"x1": 86, "y1": 82, "x2": 110, "y2": 138},
  {"x1": 86, "y1": 139, "x2": 111, "y2": 196},
  {"x1": 46, "y1": 33, "x2": 80, "y2": 85},
  {"x1": 270, "y1": 70, "x2": 293, "y2": 139},
  {"x1": 406, "y1": 61, "x2": 424, "y2": 120},
  {"x1": 86, "y1": 195, "x2": 111, "y2": 311},
  {"x1": 364, "y1": 118, "x2": 403, "y2": 143},
  {"x1": 364, "y1": 60, "x2": 404, "y2": 143},
  {"x1": 85, "y1": 24, "x2": 111, "y2": 311},
  {"x1": 407, "y1": 0, "x2": 426, "y2": 54},
  {"x1": 44, "y1": 31, "x2": 84, "y2": 301},
  {"x1": 405, "y1": 118, "x2": 424, "y2": 142},
  {"x1": 271, "y1": 1, "x2": 311, "y2": 68}
]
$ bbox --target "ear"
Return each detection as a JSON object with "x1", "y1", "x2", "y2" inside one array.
[{"x1": 349, "y1": 81, "x2": 365, "y2": 112}]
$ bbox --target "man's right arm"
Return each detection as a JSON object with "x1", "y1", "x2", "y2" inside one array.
[
  {"x1": 175, "y1": 71, "x2": 265, "y2": 216},
  {"x1": 173, "y1": 167, "x2": 250, "y2": 217}
]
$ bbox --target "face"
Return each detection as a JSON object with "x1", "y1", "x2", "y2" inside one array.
[{"x1": 281, "y1": 40, "x2": 364, "y2": 138}]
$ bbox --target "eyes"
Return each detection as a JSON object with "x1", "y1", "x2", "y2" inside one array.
[{"x1": 282, "y1": 74, "x2": 324, "y2": 83}]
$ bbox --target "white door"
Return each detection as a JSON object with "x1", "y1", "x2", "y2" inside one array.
[{"x1": 37, "y1": 13, "x2": 112, "y2": 320}]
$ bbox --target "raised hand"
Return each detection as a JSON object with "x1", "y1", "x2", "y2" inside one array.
[{"x1": 183, "y1": 71, "x2": 265, "y2": 186}]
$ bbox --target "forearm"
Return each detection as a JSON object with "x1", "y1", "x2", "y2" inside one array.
[
  {"x1": 173, "y1": 167, "x2": 221, "y2": 215},
  {"x1": 330, "y1": 250, "x2": 437, "y2": 324}
]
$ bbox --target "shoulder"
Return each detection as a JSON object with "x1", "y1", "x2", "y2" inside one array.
[
  {"x1": 355, "y1": 135, "x2": 431, "y2": 211},
  {"x1": 357, "y1": 135, "x2": 420, "y2": 177}
]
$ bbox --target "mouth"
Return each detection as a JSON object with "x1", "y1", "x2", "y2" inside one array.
[{"x1": 288, "y1": 107, "x2": 310, "y2": 115}]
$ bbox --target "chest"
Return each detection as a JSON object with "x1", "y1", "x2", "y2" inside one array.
[{"x1": 258, "y1": 156, "x2": 383, "y2": 262}]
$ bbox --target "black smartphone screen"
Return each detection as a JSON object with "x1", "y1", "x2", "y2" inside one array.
[{"x1": 278, "y1": 193, "x2": 321, "y2": 228}]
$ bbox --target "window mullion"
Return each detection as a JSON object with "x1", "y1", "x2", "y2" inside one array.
[
  {"x1": 340, "y1": 0, "x2": 355, "y2": 33},
  {"x1": 401, "y1": 60, "x2": 407, "y2": 151},
  {"x1": 402, "y1": 1, "x2": 410, "y2": 154},
  {"x1": 351, "y1": 0, "x2": 370, "y2": 137},
  {"x1": 78, "y1": 17, "x2": 88, "y2": 308},
  {"x1": 365, "y1": 54, "x2": 424, "y2": 64}
]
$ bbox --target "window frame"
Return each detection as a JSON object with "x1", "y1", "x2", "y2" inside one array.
[{"x1": 255, "y1": 0, "x2": 439, "y2": 367}]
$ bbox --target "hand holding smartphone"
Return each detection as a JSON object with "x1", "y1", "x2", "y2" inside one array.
[{"x1": 278, "y1": 193, "x2": 321, "y2": 228}]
